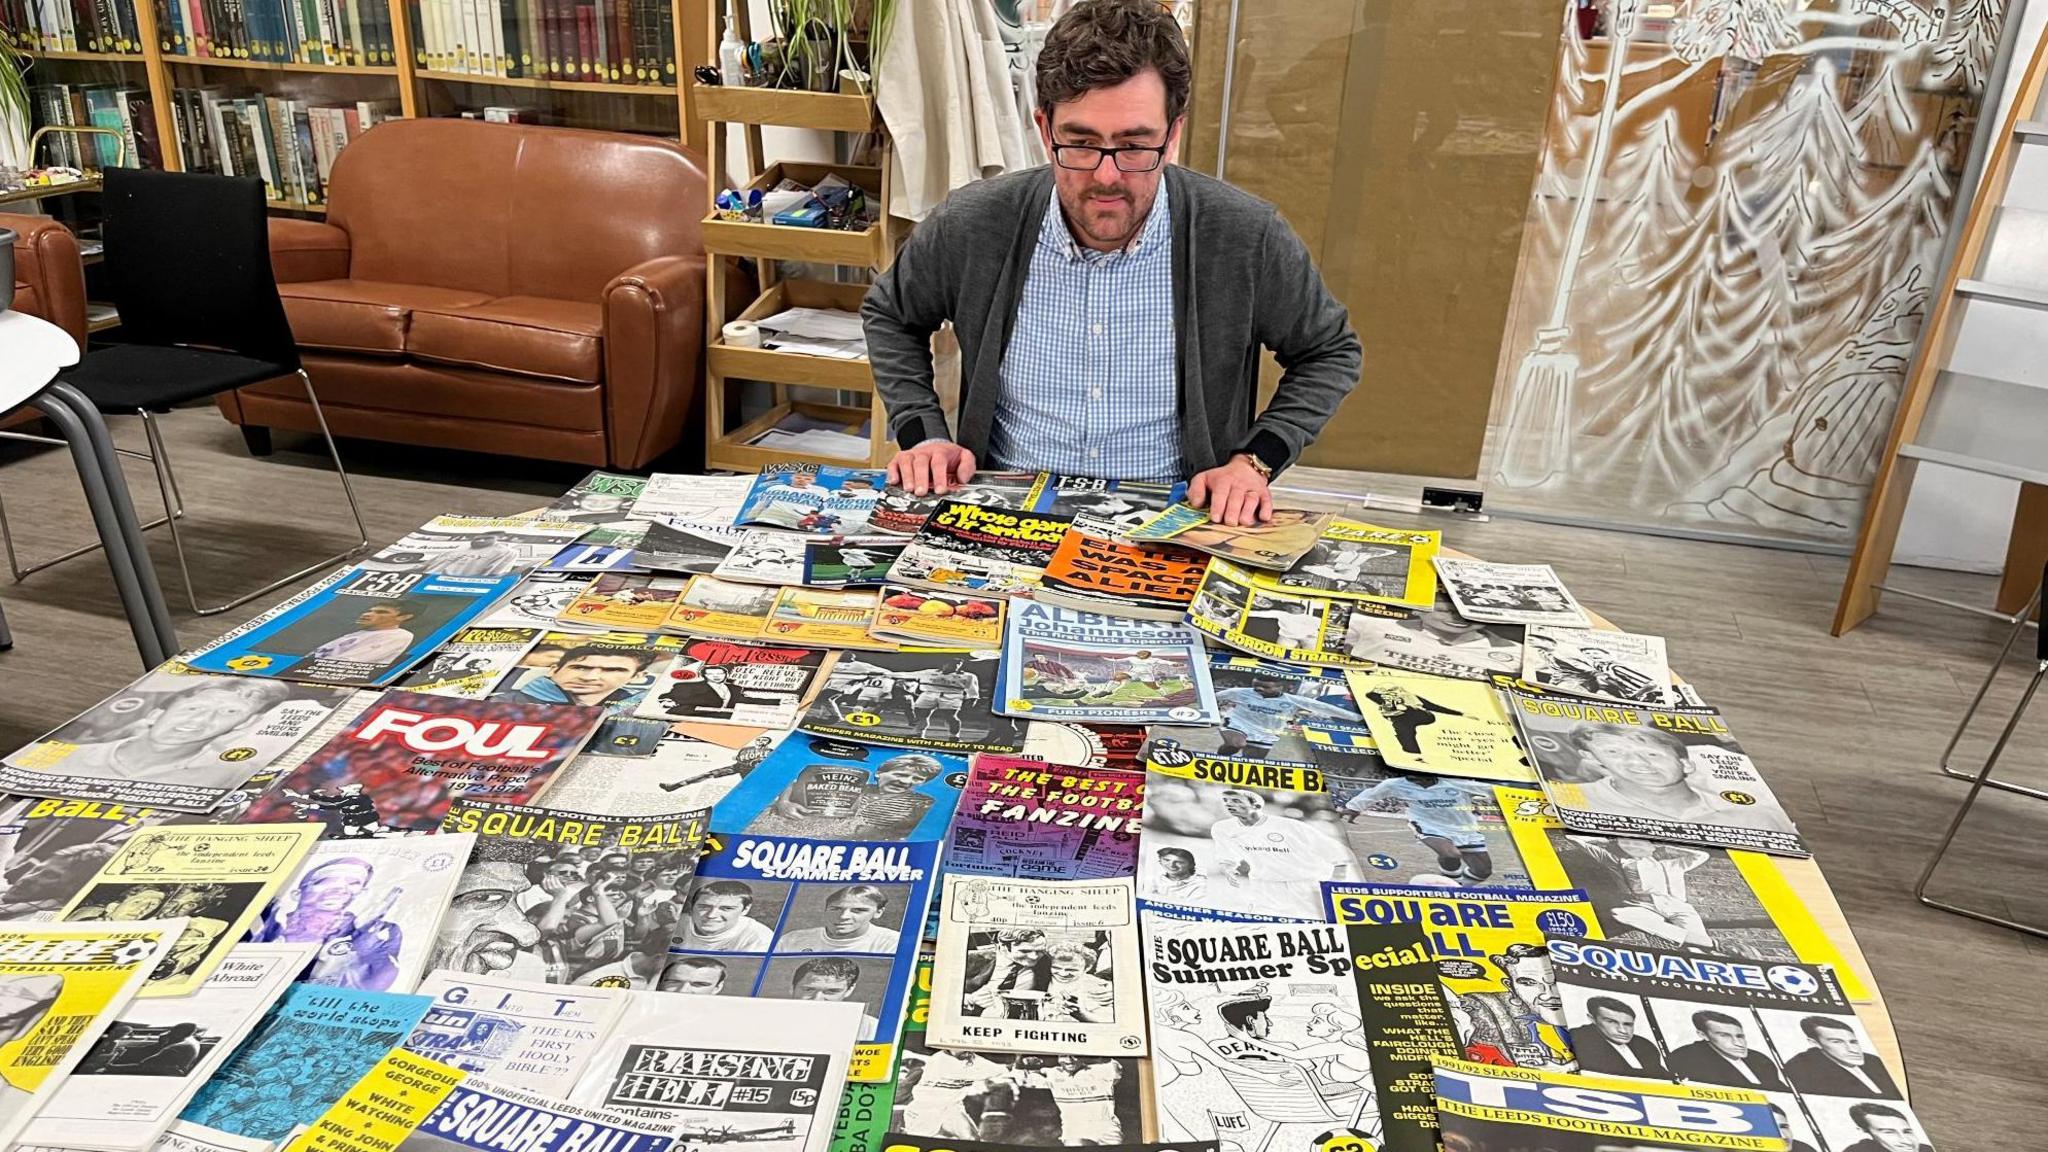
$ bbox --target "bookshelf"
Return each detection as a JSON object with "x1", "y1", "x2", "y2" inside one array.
[{"x1": 694, "y1": 3, "x2": 893, "y2": 472}]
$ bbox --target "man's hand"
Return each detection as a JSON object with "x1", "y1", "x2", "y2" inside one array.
[
  {"x1": 1188, "y1": 454, "x2": 1273, "y2": 527},
  {"x1": 888, "y1": 440, "x2": 977, "y2": 497}
]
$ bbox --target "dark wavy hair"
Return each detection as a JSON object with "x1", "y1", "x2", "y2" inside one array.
[{"x1": 1036, "y1": 0, "x2": 1192, "y2": 124}]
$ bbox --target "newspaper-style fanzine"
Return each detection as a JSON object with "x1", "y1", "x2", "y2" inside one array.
[
  {"x1": 1345, "y1": 669, "x2": 1535, "y2": 782},
  {"x1": 996, "y1": 601, "x2": 1218, "y2": 726},
  {"x1": 664, "y1": 831, "x2": 938, "y2": 1080},
  {"x1": 566, "y1": 992, "x2": 860, "y2": 1152},
  {"x1": 1184, "y1": 559, "x2": 1355, "y2": 668},
  {"x1": 1033, "y1": 516, "x2": 1210, "y2": 621},
  {"x1": 945, "y1": 755, "x2": 1143, "y2": 883},
  {"x1": 1500, "y1": 684, "x2": 1808, "y2": 858},
  {"x1": 1523, "y1": 624, "x2": 1676, "y2": 706},
  {"x1": 1337, "y1": 599, "x2": 1525, "y2": 682},
  {"x1": 633, "y1": 521, "x2": 747, "y2": 575},
  {"x1": 885, "y1": 501, "x2": 1073, "y2": 597},
  {"x1": 928, "y1": 875, "x2": 1145, "y2": 1057},
  {"x1": 0, "y1": 797, "x2": 181, "y2": 920},
  {"x1": 1141, "y1": 919, "x2": 1376, "y2": 1152},
  {"x1": 176, "y1": 984, "x2": 433, "y2": 1142},
  {"x1": 21, "y1": 942, "x2": 314, "y2": 1152},
  {"x1": 546, "y1": 471, "x2": 649, "y2": 527},
  {"x1": 636, "y1": 640, "x2": 831, "y2": 731},
  {"x1": 542, "y1": 731, "x2": 780, "y2": 816},
  {"x1": 1431, "y1": 1057, "x2": 1788, "y2": 1152},
  {"x1": 1493, "y1": 787, "x2": 1864, "y2": 999},
  {"x1": 1125, "y1": 505, "x2": 1336, "y2": 571},
  {"x1": 1549, "y1": 937, "x2": 1915, "y2": 1152},
  {"x1": 405, "y1": 971, "x2": 627, "y2": 1094},
  {"x1": 363, "y1": 515, "x2": 587, "y2": 578},
  {"x1": 869, "y1": 472, "x2": 1050, "y2": 536},
  {"x1": 249, "y1": 834, "x2": 475, "y2": 994},
  {"x1": 57, "y1": 823, "x2": 322, "y2": 996},
  {"x1": 712, "y1": 530, "x2": 812, "y2": 585},
  {"x1": 866, "y1": 591, "x2": 1001, "y2": 653},
  {"x1": 631, "y1": 471, "x2": 755, "y2": 527},
  {"x1": 288, "y1": 1048, "x2": 676, "y2": 1152},
  {"x1": 1149, "y1": 655, "x2": 1367, "y2": 762},
  {"x1": 394, "y1": 627, "x2": 545, "y2": 698},
  {"x1": 241, "y1": 690, "x2": 606, "y2": 836},
  {"x1": 1325, "y1": 884, "x2": 1595, "y2": 1072},
  {"x1": 1325, "y1": 755, "x2": 1533, "y2": 891},
  {"x1": 0, "y1": 920, "x2": 186, "y2": 1149},
  {"x1": 801, "y1": 649, "x2": 1024, "y2": 755},
  {"x1": 1038, "y1": 475, "x2": 1186, "y2": 529},
  {"x1": 1135, "y1": 745, "x2": 1355, "y2": 921},
  {"x1": 1341, "y1": 922, "x2": 1462, "y2": 1152},
  {"x1": 430, "y1": 798, "x2": 708, "y2": 989},
  {"x1": 1431, "y1": 559, "x2": 1592, "y2": 628},
  {"x1": 712, "y1": 734, "x2": 968, "y2": 842},
  {"x1": 739, "y1": 465, "x2": 888, "y2": 534},
  {"x1": 0, "y1": 666, "x2": 352, "y2": 813},
  {"x1": 185, "y1": 567, "x2": 520, "y2": 688}
]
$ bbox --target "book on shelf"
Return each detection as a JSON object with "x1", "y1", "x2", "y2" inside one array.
[
  {"x1": 7, "y1": 0, "x2": 141, "y2": 53},
  {"x1": 27, "y1": 83, "x2": 157, "y2": 169},
  {"x1": 408, "y1": 0, "x2": 674, "y2": 85},
  {"x1": 171, "y1": 86, "x2": 398, "y2": 204},
  {"x1": 153, "y1": 0, "x2": 396, "y2": 65}
]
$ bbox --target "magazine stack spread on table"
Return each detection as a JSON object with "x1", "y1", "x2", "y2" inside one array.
[{"x1": 0, "y1": 465, "x2": 1903, "y2": 1152}]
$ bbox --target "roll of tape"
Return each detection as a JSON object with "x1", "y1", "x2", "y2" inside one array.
[{"x1": 723, "y1": 321, "x2": 762, "y2": 349}]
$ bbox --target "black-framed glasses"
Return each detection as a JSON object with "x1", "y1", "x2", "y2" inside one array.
[{"x1": 1049, "y1": 142, "x2": 1167, "y2": 172}]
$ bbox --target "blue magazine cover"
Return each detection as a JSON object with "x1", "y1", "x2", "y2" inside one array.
[
  {"x1": 186, "y1": 566, "x2": 519, "y2": 687},
  {"x1": 661, "y1": 831, "x2": 938, "y2": 1083},
  {"x1": 738, "y1": 465, "x2": 887, "y2": 534},
  {"x1": 710, "y1": 733, "x2": 968, "y2": 842},
  {"x1": 179, "y1": 983, "x2": 434, "y2": 1141},
  {"x1": 995, "y1": 600, "x2": 1220, "y2": 725}
]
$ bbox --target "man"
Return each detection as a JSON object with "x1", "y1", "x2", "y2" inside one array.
[
  {"x1": 658, "y1": 664, "x2": 741, "y2": 719},
  {"x1": 902, "y1": 1045, "x2": 1006, "y2": 1139},
  {"x1": 308, "y1": 601, "x2": 422, "y2": 667},
  {"x1": 1666, "y1": 1009, "x2": 1789, "y2": 1090},
  {"x1": 1345, "y1": 608, "x2": 1521, "y2": 678},
  {"x1": 437, "y1": 533, "x2": 525, "y2": 577},
  {"x1": 660, "y1": 955, "x2": 728, "y2": 995},
  {"x1": 1041, "y1": 941, "x2": 1115, "y2": 1024},
  {"x1": 431, "y1": 861, "x2": 545, "y2": 979},
  {"x1": 1770, "y1": 1104, "x2": 1821, "y2": 1152},
  {"x1": 1842, "y1": 1103, "x2": 1932, "y2": 1152},
  {"x1": 775, "y1": 885, "x2": 900, "y2": 953},
  {"x1": 1032, "y1": 1057, "x2": 1124, "y2": 1146},
  {"x1": 1208, "y1": 788, "x2": 1353, "y2": 918},
  {"x1": 496, "y1": 644, "x2": 659, "y2": 710},
  {"x1": 1145, "y1": 847, "x2": 1206, "y2": 903},
  {"x1": 964, "y1": 928, "x2": 1053, "y2": 1013},
  {"x1": 1341, "y1": 773, "x2": 1496, "y2": 885},
  {"x1": 863, "y1": 0, "x2": 1359, "y2": 527},
  {"x1": 1567, "y1": 835, "x2": 1716, "y2": 950},
  {"x1": 1783, "y1": 1016, "x2": 1901, "y2": 1099},
  {"x1": 1566, "y1": 996, "x2": 1668, "y2": 1078},
  {"x1": 1213, "y1": 677, "x2": 1353, "y2": 759},
  {"x1": 676, "y1": 880, "x2": 774, "y2": 952},
  {"x1": 1242, "y1": 600, "x2": 1323, "y2": 653},
  {"x1": 910, "y1": 659, "x2": 981, "y2": 740},
  {"x1": 1365, "y1": 685, "x2": 1466, "y2": 759},
  {"x1": 1567, "y1": 724, "x2": 1794, "y2": 833},
  {"x1": 1454, "y1": 943, "x2": 1575, "y2": 1071},
  {"x1": 790, "y1": 957, "x2": 881, "y2": 1040},
  {"x1": 47, "y1": 678, "x2": 291, "y2": 788}
]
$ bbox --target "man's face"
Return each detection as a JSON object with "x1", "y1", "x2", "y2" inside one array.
[
  {"x1": 1615, "y1": 838, "x2": 1658, "y2": 859},
  {"x1": 1050, "y1": 953, "x2": 1085, "y2": 983},
  {"x1": 704, "y1": 667, "x2": 729, "y2": 684},
  {"x1": 304, "y1": 867, "x2": 370, "y2": 911},
  {"x1": 794, "y1": 973, "x2": 855, "y2": 1002},
  {"x1": 111, "y1": 888, "x2": 167, "y2": 919},
  {"x1": 1010, "y1": 936, "x2": 1047, "y2": 965},
  {"x1": 1593, "y1": 1006, "x2": 1635, "y2": 1046},
  {"x1": 582, "y1": 493, "x2": 626, "y2": 514},
  {"x1": 1583, "y1": 732, "x2": 1687, "y2": 788},
  {"x1": 1505, "y1": 957, "x2": 1564, "y2": 1025},
  {"x1": 445, "y1": 862, "x2": 542, "y2": 974},
  {"x1": 690, "y1": 894, "x2": 749, "y2": 935},
  {"x1": 149, "y1": 689, "x2": 263, "y2": 749},
  {"x1": 1159, "y1": 851, "x2": 1193, "y2": 879},
  {"x1": 1862, "y1": 1114, "x2": 1918, "y2": 1152},
  {"x1": 1220, "y1": 791, "x2": 1263, "y2": 823},
  {"x1": 876, "y1": 763, "x2": 926, "y2": 792},
  {"x1": 827, "y1": 896, "x2": 883, "y2": 937},
  {"x1": 1703, "y1": 1019, "x2": 1750, "y2": 1060},
  {"x1": 789, "y1": 474, "x2": 816, "y2": 489},
  {"x1": 1419, "y1": 611, "x2": 1483, "y2": 640},
  {"x1": 664, "y1": 963, "x2": 725, "y2": 995},
  {"x1": 553, "y1": 655, "x2": 643, "y2": 702},
  {"x1": 1253, "y1": 680, "x2": 1286, "y2": 698},
  {"x1": 161, "y1": 889, "x2": 210, "y2": 917},
  {"x1": 357, "y1": 605, "x2": 410, "y2": 630},
  {"x1": 1243, "y1": 1010, "x2": 1271, "y2": 1039},
  {"x1": 541, "y1": 860, "x2": 581, "y2": 892},
  {"x1": 1813, "y1": 1023, "x2": 1866, "y2": 1066},
  {"x1": 1037, "y1": 70, "x2": 1181, "y2": 250}
]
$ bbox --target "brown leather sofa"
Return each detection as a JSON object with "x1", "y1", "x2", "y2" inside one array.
[
  {"x1": 217, "y1": 119, "x2": 717, "y2": 468},
  {"x1": 4, "y1": 214, "x2": 88, "y2": 430}
]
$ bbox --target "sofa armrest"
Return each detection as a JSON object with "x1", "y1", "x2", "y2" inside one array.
[
  {"x1": 268, "y1": 218, "x2": 350, "y2": 283},
  {"x1": 603, "y1": 254, "x2": 707, "y2": 469},
  {"x1": 3, "y1": 213, "x2": 87, "y2": 351}
]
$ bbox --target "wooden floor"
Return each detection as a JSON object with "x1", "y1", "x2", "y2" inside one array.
[{"x1": 1, "y1": 408, "x2": 2042, "y2": 1143}]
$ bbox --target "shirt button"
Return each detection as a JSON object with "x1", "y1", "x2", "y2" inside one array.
[
  {"x1": 1091, "y1": 324, "x2": 1103, "y2": 335},
  {"x1": 1090, "y1": 387, "x2": 1103, "y2": 399},
  {"x1": 1087, "y1": 448, "x2": 1099, "y2": 459}
]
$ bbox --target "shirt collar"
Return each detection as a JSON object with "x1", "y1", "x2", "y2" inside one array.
[{"x1": 1041, "y1": 175, "x2": 1172, "y2": 263}]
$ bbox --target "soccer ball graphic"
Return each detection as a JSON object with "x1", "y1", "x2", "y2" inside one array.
[{"x1": 1766, "y1": 965, "x2": 1820, "y2": 996}]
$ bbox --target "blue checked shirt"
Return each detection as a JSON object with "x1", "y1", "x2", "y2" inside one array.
[{"x1": 984, "y1": 182, "x2": 1184, "y2": 482}]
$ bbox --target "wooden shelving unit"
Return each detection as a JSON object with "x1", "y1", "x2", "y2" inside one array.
[{"x1": 694, "y1": 3, "x2": 892, "y2": 471}]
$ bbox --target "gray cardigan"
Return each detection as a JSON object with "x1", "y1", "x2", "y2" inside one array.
[{"x1": 861, "y1": 164, "x2": 1361, "y2": 475}]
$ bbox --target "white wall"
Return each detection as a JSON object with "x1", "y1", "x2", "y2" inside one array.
[{"x1": 1892, "y1": 0, "x2": 2045, "y2": 571}]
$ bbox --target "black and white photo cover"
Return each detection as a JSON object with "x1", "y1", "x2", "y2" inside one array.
[
  {"x1": 1432, "y1": 558, "x2": 1591, "y2": 628},
  {"x1": 802, "y1": 649, "x2": 1025, "y2": 755},
  {"x1": 1338, "y1": 599, "x2": 1524, "y2": 681},
  {"x1": 1523, "y1": 624, "x2": 1674, "y2": 707}
]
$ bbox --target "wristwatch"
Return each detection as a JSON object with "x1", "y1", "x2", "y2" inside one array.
[
  {"x1": 1237, "y1": 453, "x2": 1274, "y2": 480},
  {"x1": 1236, "y1": 430, "x2": 1288, "y2": 480}
]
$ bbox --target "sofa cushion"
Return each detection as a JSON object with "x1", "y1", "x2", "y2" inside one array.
[
  {"x1": 280, "y1": 280, "x2": 494, "y2": 356},
  {"x1": 406, "y1": 296, "x2": 604, "y2": 385}
]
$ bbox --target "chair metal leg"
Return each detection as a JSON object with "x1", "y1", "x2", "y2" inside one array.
[
  {"x1": 0, "y1": 430, "x2": 183, "y2": 581},
  {"x1": 1938, "y1": 581, "x2": 2048, "y2": 800},
  {"x1": 1914, "y1": 658, "x2": 2048, "y2": 938},
  {"x1": 0, "y1": 598, "x2": 12, "y2": 651}
]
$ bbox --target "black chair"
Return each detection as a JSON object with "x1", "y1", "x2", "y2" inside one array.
[
  {"x1": 0, "y1": 169, "x2": 366, "y2": 615},
  {"x1": 1916, "y1": 560, "x2": 2046, "y2": 936}
]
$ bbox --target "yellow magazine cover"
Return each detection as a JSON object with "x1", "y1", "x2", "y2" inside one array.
[
  {"x1": 664, "y1": 575, "x2": 781, "y2": 641},
  {"x1": 0, "y1": 919, "x2": 185, "y2": 1148},
  {"x1": 1243, "y1": 519, "x2": 1441, "y2": 608},
  {"x1": 765, "y1": 587, "x2": 884, "y2": 649},
  {"x1": 1327, "y1": 884, "x2": 1600, "y2": 1072},
  {"x1": 56, "y1": 824, "x2": 321, "y2": 996},
  {"x1": 1185, "y1": 559, "x2": 1353, "y2": 667},
  {"x1": 1432, "y1": 1057, "x2": 1789, "y2": 1151},
  {"x1": 1344, "y1": 668, "x2": 1536, "y2": 782},
  {"x1": 1492, "y1": 785, "x2": 1867, "y2": 1001},
  {"x1": 558, "y1": 574, "x2": 690, "y2": 631}
]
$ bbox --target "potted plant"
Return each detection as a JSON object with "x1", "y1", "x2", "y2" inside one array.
[
  {"x1": 1, "y1": 39, "x2": 27, "y2": 173},
  {"x1": 768, "y1": 0, "x2": 891, "y2": 94}
]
